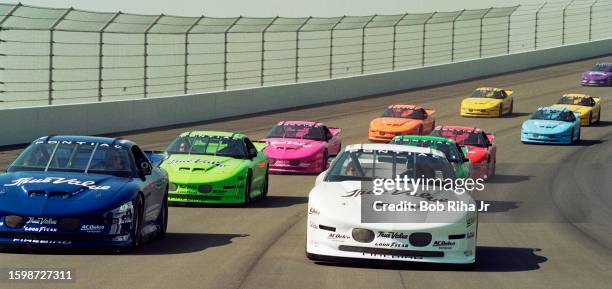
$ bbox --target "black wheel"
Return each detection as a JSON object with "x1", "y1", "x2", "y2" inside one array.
[
  {"x1": 577, "y1": 128, "x2": 581, "y2": 142},
  {"x1": 509, "y1": 101, "x2": 514, "y2": 114},
  {"x1": 588, "y1": 112, "x2": 592, "y2": 125},
  {"x1": 320, "y1": 150, "x2": 328, "y2": 173},
  {"x1": 431, "y1": 121, "x2": 436, "y2": 132},
  {"x1": 489, "y1": 159, "x2": 496, "y2": 178},
  {"x1": 261, "y1": 167, "x2": 269, "y2": 200},
  {"x1": 596, "y1": 110, "x2": 601, "y2": 123},
  {"x1": 157, "y1": 189, "x2": 168, "y2": 238},
  {"x1": 570, "y1": 128, "x2": 575, "y2": 144},
  {"x1": 130, "y1": 195, "x2": 144, "y2": 249},
  {"x1": 418, "y1": 125, "x2": 423, "y2": 135},
  {"x1": 498, "y1": 105, "x2": 503, "y2": 117},
  {"x1": 243, "y1": 171, "x2": 253, "y2": 205}
]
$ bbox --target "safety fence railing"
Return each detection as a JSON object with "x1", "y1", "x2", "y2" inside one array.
[{"x1": 0, "y1": 0, "x2": 611, "y2": 108}]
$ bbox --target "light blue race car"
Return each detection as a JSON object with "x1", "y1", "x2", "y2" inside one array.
[{"x1": 521, "y1": 107, "x2": 581, "y2": 145}]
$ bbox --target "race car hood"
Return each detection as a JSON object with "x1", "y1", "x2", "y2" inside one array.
[
  {"x1": 461, "y1": 98, "x2": 501, "y2": 109},
  {"x1": 370, "y1": 117, "x2": 421, "y2": 132},
  {"x1": 550, "y1": 104, "x2": 592, "y2": 116},
  {"x1": 0, "y1": 171, "x2": 131, "y2": 217},
  {"x1": 582, "y1": 71, "x2": 612, "y2": 80},
  {"x1": 161, "y1": 154, "x2": 245, "y2": 176},
  {"x1": 261, "y1": 138, "x2": 325, "y2": 160},
  {"x1": 461, "y1": 145, "x2": 488, "y2": 164},
  {"x1": 309, "y1": 181, "x2": 469, "y2": 229},
  {"x1": 522, "y1": 119, "x2": 573, "y2": 134}
]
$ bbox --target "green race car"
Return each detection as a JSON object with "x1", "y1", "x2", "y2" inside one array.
[
  {"x1": 154, "y1": 131, "x2": 269, "y2": 205},
  {"x1": 390, "y1": 135, "x2": 472, "y2": 179}
]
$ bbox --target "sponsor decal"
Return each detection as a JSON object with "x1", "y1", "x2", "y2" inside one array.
[
  {"x1": 26, "y1": 218, "x2": 58, "y2": 225},
  {"x1": 165, "y1": 159, "x2": 226, "y2": 167},
  {"x1": 327, "y1": 233, "x2": 350, "y2": 241},
  {"x1": 363, "y1": 253, "x2": 420, "y2": 259},
  {"x1": 81, "y1": 225, "x2": 105, "y2": 233},
  {"x1": 433, "y1": 240, "x2": 456, "y2": 249},
  {"x1": 4, "y1": 177, "x2": 111, "y2": 190},
  {"x1": 342, "y1": 189, "x2": 449, "y2": 202},
  {"x1": 377, "y1": 231, "x2": 409, "y2": 240},
  {"x1": 23, "y1": 226, "x2": 57, "y2": 233},
  {"x1": 270, "y1": 140, "x2": 312, "y2": 148},
  {"x1": 374, "y1": 242, "x2": 409, "y2": 248},
  {"x1": 12, "y1": 238, "x2": 71, "y2": 245},
  {"x1": 308, "y1": 207, "x2": 320, "y2": 215}
]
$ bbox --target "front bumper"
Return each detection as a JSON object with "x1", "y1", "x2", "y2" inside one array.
[
  {"x1": 521, "y1": 131, "x2": 572, "y2": 144},
  {"x1": 368, "y1": 130, "x2": 417, "y2": 142},
  {"x1": 460, "y1": 107, "x2": 500, "y2": 117},
  {"x1": 168, "y1": 180, "x2": 245, "y2": 204},
  {"x1": 268, "y1": 158, "x2": 324, "y2": 174},
  {"x1": 306, "y1": 216, "x2": 477, "y2": 264},
  {"x1": 581, "y1": 79, "x2": 610, "y2": 86}
]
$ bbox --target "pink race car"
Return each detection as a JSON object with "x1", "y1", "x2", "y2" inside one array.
[{"x1": 260, "y1": 121, "x2": 342, "y2": 174}]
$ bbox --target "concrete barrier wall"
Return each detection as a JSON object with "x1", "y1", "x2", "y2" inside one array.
[{"x1": 1, "y1": 39, "x2": 611, "y2": 147}]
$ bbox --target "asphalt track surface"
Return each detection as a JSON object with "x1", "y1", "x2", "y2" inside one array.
[{"x1": 1, "y1": 55, "x2": 612, "y2": 289}]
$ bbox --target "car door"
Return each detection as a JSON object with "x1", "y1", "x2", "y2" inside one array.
[
  {"x1": 131, "y1": 145, "x2": 165, "y2": 223},
  {"x1": 244, "y1": 138, "x2": 267, "y2": 189},
  {"x1": 321, "y1": 126, "x2": 341, "y2": 154}
]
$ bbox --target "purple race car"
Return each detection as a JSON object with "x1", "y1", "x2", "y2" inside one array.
[{"x1": 581, "y1": 63, "x2": 612, "y2": 86}]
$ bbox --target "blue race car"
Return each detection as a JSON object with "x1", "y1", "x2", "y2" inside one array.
[
  {"x1": 0, "y1": 136, "x2": 168, "y2": 250},
  {"x1": 521, "y1": 107, "x2": 581, "y2": 144}
]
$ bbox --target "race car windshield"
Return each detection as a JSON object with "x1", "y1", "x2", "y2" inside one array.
[
  {"x1": 431, "y1": 130, "x2": 486, "y2": 147},
  {"x1": 591, "y1": 64, "x2": 612, "y2": 72},
  {"x1": 165, "y1": 135, "x2": 246, "y2": 159},
  {"x1": 391, "y1": 139, "x2": 461, "y2": 163},
  {"x1": 557, "y1": 96, "x2": 594, "y2": 106},
  {"x1": 266, "y1": 124, "x2": 324, "y2": 140},
  {"x1": 325, "y1": 149, "x2": 454, "y2": 182},
  {"x1": 470, "y1": 89, "x2": 504, "y2": 99},
  {"x1": 530, "y1": 110, "x2": 576, "y2": 122},
  {"x1": 381, "y1": 107, "x2": 425, "y2": 119},
  {"x1": 8, "y1": 142, "x2": 133, "y2": 177}
]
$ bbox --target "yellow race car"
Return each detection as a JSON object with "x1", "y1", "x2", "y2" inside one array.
[
  {"x1": 551, "y1": 93, "x2": 601, "y2": 126},
  {"x1": 460, "y1": 87, "x2": 514, "y2": 117}
]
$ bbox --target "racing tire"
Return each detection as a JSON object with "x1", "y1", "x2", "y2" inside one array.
[
  {"x1": 588, "y1": 112, "x2": 592, "y2": 125},
  {"x1": 489, "y1": 160, "x2": 496, "y2": 178},
  {"x1": 156, "y1": 190, "x2": 168, "y2": 239},
  {"x1": 577, "y1": 129, "x2": 581, "y2": 142},
  {"x1": 418, "y1": 125, "x2": 423, "y2": 135},
  {"x1": 261, "y1": 167, "x2": 269, "y2": 200},
  {"x1": 596, "y1": 110, "x2": 601, "y2": 123},
  {"x1": 431, "y1": 121, "x2": 436, "y2": 132},
  {"x1": 570, "y1": 128, "x2": 575, "y2": 144},
  {"x1": 242, "y1": 171, "x2": 253, "y2": 206},
  {"x1": 130, "y1": 195, "x2": 144, "y2": 249},
  {"x1": 498, "y1": 105, "x2": 503, "y2": 117},
  {"x1": 509, "y1": 101, "x2": 514, "y2": 114},
  {"x1": 321, "y1": 150, "x2": 329, "y2": 173}
]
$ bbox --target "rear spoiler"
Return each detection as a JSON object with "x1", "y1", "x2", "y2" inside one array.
[
  {"x1": 485, "y1": 133, "x2": 495, "y2": 143},
  {"x1": 252, "y1": 141, "x2": 268, "y2": 152},
  {"x1": 144, "y1": 150, "x2": 168, "y2": 167},
  {"x1": 328, "y1": 127, "x2": 341, "y2": 136},
  {"x1": 593, "y1": 97, "x2": 601, "y2": 103},
  {"x1": 505, "y1": 90, "x2": 514, "y2": 96},
  {"x1": 425, "y1": 109, "x2": 435, "y2": 115}
]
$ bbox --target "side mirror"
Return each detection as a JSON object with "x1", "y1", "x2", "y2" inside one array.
[
  {"x1": 463, "y1": 157, "x2": 470, "y2": 163},
  {"x1": 248, "y1": 148, "x2": 258, "y2": 158}
]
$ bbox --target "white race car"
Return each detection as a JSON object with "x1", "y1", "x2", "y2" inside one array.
[{"x1": 306, "y1": 143, "x2": 478, "y2": 265}]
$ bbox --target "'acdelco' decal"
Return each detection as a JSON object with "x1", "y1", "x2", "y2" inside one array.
[
  {"x1": 4, "y1": 177, "x2": 111, "y2": 190},
  {"x1": 165, "y1": 159, "x2": 226, "y2": 167}
]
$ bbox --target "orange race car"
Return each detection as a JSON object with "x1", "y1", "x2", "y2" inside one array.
[{"x1": 368, "y1": 104, "x2": 436, "y2": 142}]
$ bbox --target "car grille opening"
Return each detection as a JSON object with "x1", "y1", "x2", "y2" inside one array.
[
  {"x1": 58, "y1": 218, "x2": 81, "y2": 231},
  {"x1": 448, "y1": 234, "x2": 466, "y2": 240},
  {"x1": 409, "y1": 232, "x2": 432, "y2": 247},
  {"x1": 4, "y1": 216, "x2": 26, "y2": 228},
  {"x1": 318, "y1": 225, "x2": 336, "y2": 232},
  {"x1": 198, "y1": 185, "x2": 212, "y2": 193},
  {"x1": 352, "y1": 228, "x2": 375, "y2": 243},
  {"x1": 338, "y1": 245, "x2": 444, "y2": 258}
]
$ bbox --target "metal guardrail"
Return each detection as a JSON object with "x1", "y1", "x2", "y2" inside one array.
[{"x1": 0, "y1": 0, "x2": 610, "y2": 108}]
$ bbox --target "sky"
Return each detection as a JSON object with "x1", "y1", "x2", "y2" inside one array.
[{"x1": 1, "y1": 0, "x2": 561, "y2": 17}]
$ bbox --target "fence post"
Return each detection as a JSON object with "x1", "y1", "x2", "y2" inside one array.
[
  {"x1": 48, "y1": 8, "x2": 72, "y2": 105},
  {"x1": 562, "y1": 0, "x2": 576, "y2": 45},
  {"x1": 184, "y1": 15, "x2": 204, "y2": 95},
  {"x1": 534, "y1": 2, "x2": 547, "y2": 50},
  {"x1": 479, "y1": 7, "x2": 493, "y2": 58},
  {"x1": 391, "y1": 13, "x2": 408, "y2": 70},
  {"x1": 361, "y1": 15, "x2": 376, "y2": 74},
  {"x1": 261, "y1": 16, "x2": 278, "y2": 86},
  {"x1": 451, "y1": 10, "x2": 465, "y2": 62},
  {"x1": 589, "y1": 0, "x2": 599, "y2": 41},
  {"x1": 143, "y1": 14, "x2": 162, "y2": 98},
  {"x1": 295, "y1": 17, "x2": 311, "y2": 83},
  {"x1": 422, "y1": 13, "x2": 435, "y2": 67},
  {"x1": 224, "y1": 16, "x2": 241, "y2": 90},
  {"x1": 329, "y1": 16, "x2": 345, "y2": 79},
  {"x1": 98, "y1": 12, "x2": 120, "y2": 102}
]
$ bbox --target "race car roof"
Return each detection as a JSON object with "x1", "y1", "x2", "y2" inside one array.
[
  {"x1": 179, "y1": 131, "x2": 245, "y2": 139},
  {"x1": 277, "y1": 120, "x2": 322, "y2": 127},
  {"x1": 475, "y1": 87, "x2": 504, "y2": 91},
  {"x1": 537, "y1": 106, "x2": 572, "y2": 113},
  {"x1": 34, "y1": 135, "x2": 134, "y2": 147},
  {"x1": 344, "y1": 143, "x2": 446, "y2": 158},
  {"x1": 392, "y1": 135, "x2": 457, "y2": 144},
  {"x1": 562, "y1": 93, "x2": 591, "y2": 98}
]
